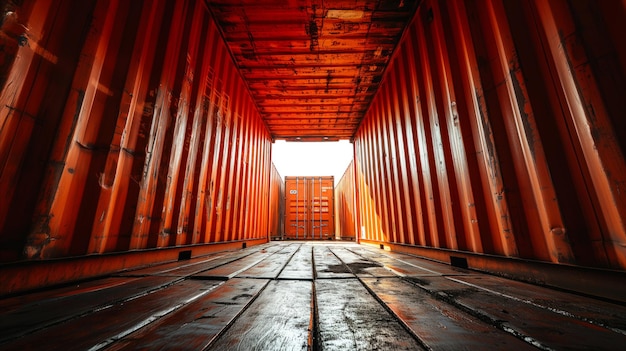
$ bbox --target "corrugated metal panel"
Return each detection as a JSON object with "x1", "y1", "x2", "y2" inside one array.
[
  {"x1": 268, "y1": 163, "x2": 284, "y2": 239},
  {"x1": 354, "y1": 0, "x2": 626, "y2": 271},
  {"x1": 335, "y1": 161, "x2": 357, "y2": 240},
  {"x1": 0, "y1": 0, "x2": 275, "y2": 267},
  {"x1": 0, "y1": 0, "x2": 99, "y2": 261},
  {"x1": 1, "y1": 0, "x2": 625, "y2": 296},
  {"x1": 284, "y1": 176, "x2": 335, "y2": 239}
]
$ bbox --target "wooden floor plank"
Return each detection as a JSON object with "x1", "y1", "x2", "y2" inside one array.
[
  {"x1": 0, "y1": 276, "x2": 181, "y2": 343},
  {"x1": 2, "y1": 241, "x2": 623, "y2": 351},
  {"x1": 355, "y1": 246, "x2": 471, "y2": 276},
  {"x1": 278, "y1": 244, "x2": 314, "y2": 280},
  {"x1": 344, "y1": 246, "x2": 443, "y2": 277},
  {"x1": 237, "y1": 244, "x2": 300, "y2": 279},
  {"x1": 314, "y1": 245, "x2": 354, "y2": 279},
  {"x1": 1, "y1": 280, "x2": 223, "y2": 351},
  {"x1": 361, "y1": 277, "x2": 536, "y2": 350},
  {"x1": 406, "y1": 275, "x2": 626, "y2": 350},
  {"x1": 315, "y1": 279, "x2": 425, "y2": 350},
  {"x1": 107, "y1": 278, "x2": 269, "y2": 351},
  {"x1": 329, "y1": 246, "x2": 398, "y2": 278},
  {"x1": 449, "y1": 274, "x2": 626, "y2": 334},
  {"x1": 115, "y1": 252, "x2": 231, "y2": 277},
  {"x1": 117, "y1": 245, "x2": 277, "y2": 277},
  {"x1": 0, "y1": 276, "x2": 139, "y2": 312},
  {"x1": 151, "y1": 255, "x2": 235, "y2": 277},
  {"x1": 205, "y1": 280, "x2": 313, "y2": 351},
  {"x1": 192, "y1": 245, "x2": 285, "y2": 280}
]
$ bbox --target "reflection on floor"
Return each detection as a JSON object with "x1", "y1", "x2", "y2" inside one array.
[{"x1": 1, "y1": 242, "x2": 625, "y2": 350}]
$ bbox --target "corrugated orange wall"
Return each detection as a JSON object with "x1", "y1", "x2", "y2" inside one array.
[
  {"x1": 353, "y1": 0, "x2": 626, "y2": 270},
  {"x1": 0, "y1": 0, "x2": 274, "y2": 262},
  {"x1": 268, "y1": 163, "x2": 284, "y2": 239},
  {"x1": 335, "y1": 161, "x2": 357, "y2": 240}
]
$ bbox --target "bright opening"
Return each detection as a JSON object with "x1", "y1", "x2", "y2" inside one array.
[{"x1": 272, "y1": 140, "x2": 353, "y2": 184}]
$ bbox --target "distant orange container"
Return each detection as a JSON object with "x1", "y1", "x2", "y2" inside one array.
[{"x1": 284, "y1": 176, "x2": 335, "y2": 239}]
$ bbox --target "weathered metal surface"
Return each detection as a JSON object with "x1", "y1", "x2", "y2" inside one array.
[
  {"x1": 0, "y1": 238, "x2": 264, "y2": 297},
  {"x1": 0, "y1": 0, "x2": 274, "y2": 281},
  {"x1": 1, "y1": 0, "x2": 626, "y2": 314},
  {"x1": 268, "y1": 162, "x2": 285, "y2": 239},
  {"x1": 284, "y1": 176, "x2": 335, "y2": 239},
  {"x1": 1, "y1": 242, "x2": 625, "y2": 350},
  {"x1": 335, "y1": 160, "x2": 357, "y2": 240},
  {"x1": 531, "y1": 0, "x2": 626, "y2": 268},
  {"x1": 348, "y1": 0, "x2": 626, "y2": 276},
  {"x1": 0, "y1": 0, "x2": 98, "y2": 261},
  {"x1": 207, "y1": 0, "x2": 419, "y2": 141}
]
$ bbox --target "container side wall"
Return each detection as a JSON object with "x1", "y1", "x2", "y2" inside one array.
[
  {"x1": 0, "y1": 0, "x2": 274, "y2": 265},
  {"x1": 354, "y1": 0, "x2": 626, "y2": 270},
  {"x1": 268, "y1": 163, "x2": 284, "y2": 239},
  {"x1": 335, "y1": 161, "x2": 357, "y2": 241}
]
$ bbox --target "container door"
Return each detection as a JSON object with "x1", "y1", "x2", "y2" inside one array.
[
  {"x1": 285, "y1": 177, "x2": 306, "y2": 239},
  {"x1": 284, "y1": 177, "x2": 334, "y2": 239}
]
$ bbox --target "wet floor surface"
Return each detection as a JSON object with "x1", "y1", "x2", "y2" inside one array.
[{"x1": 1, "y1": 242, "x2": 625, "y2": 350}]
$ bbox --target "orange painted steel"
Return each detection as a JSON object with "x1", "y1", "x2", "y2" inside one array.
[
  {"x1": 335, "y1": 161, "x2": 357, "y2": 241},
  {"x1": 207, "y1": 0, "x2": 418, "y2": 141},
  {"x1": 444, "y1": 0, "x2": 517, "y2": 258},
  {"x1": 0, "y1": 238, "x2": 266, "y2": 297},
  {"x1": 284, "y1": 176, "x2": 335, "y2": 240},
  {"x1": 360, "y1": 239, "x2": 626, "y2": 304},
  {"x1": 0, "y1": 0, "x2": 99, "y2": 261},
  {"x1": 352, "y1": 0, "x2": 626, "y2": 271},
  {"x1": 268, "y1": 163, "x2": 284, "y2": 239},
  {"x1": 0, "y1": 0, "x2": 276, "y2": 273},
  {"x1": 2, "y1": 0, "x2": 626, "y2": 295},
  {"x1": 531, "y1": 0, "x2": 626, "y2": 268}
]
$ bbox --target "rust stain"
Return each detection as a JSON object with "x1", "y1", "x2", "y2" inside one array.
[{"x1": 207, "y1": 0, "x2": 418, "y2": 141}]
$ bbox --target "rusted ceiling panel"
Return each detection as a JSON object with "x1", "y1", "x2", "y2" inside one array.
[{"x1": 207, "y1": 0, "x2": 419, "y2": 141}]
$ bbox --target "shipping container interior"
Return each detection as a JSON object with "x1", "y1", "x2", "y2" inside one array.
[{"x1": 1, "y1": 0, "x2": 625, "y2": 306}]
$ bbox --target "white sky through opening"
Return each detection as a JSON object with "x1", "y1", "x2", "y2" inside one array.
[{"x1": 271, "y1": 140, "x2": 353, "y2": 184}]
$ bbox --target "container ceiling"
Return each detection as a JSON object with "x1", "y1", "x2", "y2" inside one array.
[{"x1": 207, "y1": 0, "x2": 419, "y2": 141}]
